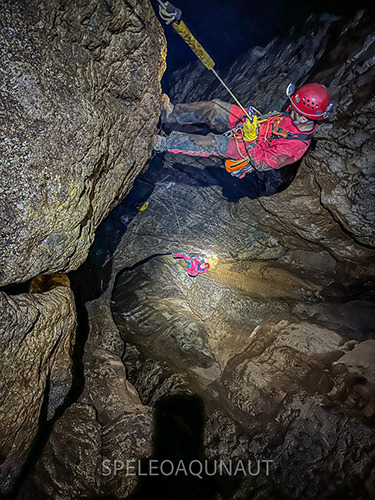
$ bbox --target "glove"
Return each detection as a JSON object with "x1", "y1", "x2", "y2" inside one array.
[
  {"x1": 230, "y1": 164, "x2": 255, "y2": 179},
  {"x1": 242, "y1": 114, "x2": 258, "y2": 142}
]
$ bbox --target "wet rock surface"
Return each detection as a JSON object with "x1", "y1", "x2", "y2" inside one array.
[
  {"x1": 0, "y1": 276, "x2": 76, "y2": 495},
  {"x1": 1, "y1": 5, "x2": 374, "y2": 500},
  {"x1": 0, "y1": 0, "x2": 165, "y2": 286}
]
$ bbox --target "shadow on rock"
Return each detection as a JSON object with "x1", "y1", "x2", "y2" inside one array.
[
  {"x1": 86, "y1": 393, "x2": 286, "y2": 500},
  {"x1": 126, "y1": 393, "x2": 221, "y2": 500},
  {"x1": 151, "y1": 152, "x2": 300, "y2": 202}
]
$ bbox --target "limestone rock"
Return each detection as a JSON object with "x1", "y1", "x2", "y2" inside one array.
[
  {"x1": 0, "y1": 279, "x2": 76, "y2": 494},
  {"x1": 219, "y1": 318, "x2": 345, "y2": 419},
  {"x1": 124, "y1": 344, "x2": 193, "y2": 407},
  {"x1": 234, "y1": 322, "x2": 375, "y2": 498},
  {"x1": 24, "y1": 312, "x2": 152, "y2": 499},
  {"x1": 26, "y1": 403, "x2": 102, "y2": 500},
  {"x1": 330, "y1": 339, "x2": 375, "y2": 418},
  {"x1": 80, "y1": 347, "x2": 146, "y2": 426},
  {"x1": 168, "y1": 11, "x2": 375, "y2": 265},
  {"x1": 86, "y1": 296, "x2": 125, "y2": 358},
  {"x1": 0, "y1": 0, "x2": 165, "y2": 286},
  {"x1": 261, "y1": 393, "x2": 375, "y2": 500},
  {"x1": 101, "y1": 410, "x2": 153, "y2": 498}
]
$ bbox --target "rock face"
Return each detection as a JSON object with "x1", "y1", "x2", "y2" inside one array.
[
  {"x1": 0, "y1": 0, "x2": 166, "y2": 496},
  {"x1": 0, "y1": 0, "x2": 165, "y2": 286},
  {"x1": 168, "y1": 11, "x2": 375, "y2": 265},
  {"x1": 0, "y1": 275, "x2": 76, "y2": 495},
  {"x1": 104, "y1": 9, "x2": 375, "y2": 500},
  {"x1": 22, "y1": 300, "x2": 153, "y2": 500}
]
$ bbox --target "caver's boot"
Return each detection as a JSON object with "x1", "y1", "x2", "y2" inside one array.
[
  {"x1": 153, "y1": 134, "x2": 168, "y2": 152},
  {"x1": 160, "y1": 93, "x2": 175, "y2": 123}
]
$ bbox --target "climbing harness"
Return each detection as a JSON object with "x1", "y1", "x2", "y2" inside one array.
[
  {"x1": 156, "y1": 0, "x2": 253, "y2": 122},
  {"x1": 265, "y1": 112, "x2": 317, "y2": 144},
  {"x1": 224, "y1": 111, "x2": 317, "y2": 176},
  {"x1": 172, "y1": 252, "x2": 210, "y2": 277}
]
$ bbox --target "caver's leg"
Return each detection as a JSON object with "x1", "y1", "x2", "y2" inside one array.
[
  {"x1": 154, "y1": 130, "x2": 230, "y2": 158},
  {"x1": 162, "y1": 99, "x2": 239, "y2": 130}
]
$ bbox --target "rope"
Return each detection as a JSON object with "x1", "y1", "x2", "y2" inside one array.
[
  {"x1": 156, "y1": 1, "x2": 258, "y2": 123},
  {"x1": 211, "y1": 69, "x2": 259, "y2": 121}
]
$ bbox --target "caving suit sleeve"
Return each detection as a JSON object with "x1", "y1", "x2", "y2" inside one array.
[
  {"x1": 246, "y1": 139, "x2": 310, "y2": 171},
  {"x1": 245, "y1": 115, "x2": 312, "y2": 170}
]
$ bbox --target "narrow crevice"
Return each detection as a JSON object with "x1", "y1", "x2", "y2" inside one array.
[
  {"x1": 0, "y1": 280, "x2": 31, "y2": 296},
  {"x1": 115, "y1": 252, "x2": 172, "y2": 275},
  {"x1": 8, "y1": 276, "x2": 90, "y2": 499}
]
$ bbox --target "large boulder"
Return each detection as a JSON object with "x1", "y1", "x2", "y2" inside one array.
[{"x1": 0, "y1": 0, "x2": 165, "y2": 286}]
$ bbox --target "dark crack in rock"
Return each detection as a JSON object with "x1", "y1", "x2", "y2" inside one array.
[{"x1": 25, "y1": 403, "x2": 102, "y2": 500}]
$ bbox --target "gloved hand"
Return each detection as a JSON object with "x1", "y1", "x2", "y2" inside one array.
[
  {"x1": 230, "y1": 164, "x2": 255, "y2": 179},
  {"x1": 242, "y1": 114, "x2": 258, "y2": 142}
]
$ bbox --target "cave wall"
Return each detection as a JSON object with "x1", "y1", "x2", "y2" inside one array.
[
  {"x1": 168, "y1": 11, "x2": 375, "y2": 267},
  {"x1": 0, "y1": 275, "x2": 76, "y2": 494},
  {"x1": 0, "y1": 0, "x2": 165, "y2": 286},
  {"x1": 0, "y1": 0, "x2": 166, "y2": 496}
]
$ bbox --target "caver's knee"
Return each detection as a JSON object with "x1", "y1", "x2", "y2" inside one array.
[
  {"x1": 187, "y1": 132, "x2": 217, "y2": 148},
  {"x1": 211, "y1": 98, "x2": 232, "y2": 113},
  {"x1": 188, "y1": 133, "x2": 229, "y2": 155}
]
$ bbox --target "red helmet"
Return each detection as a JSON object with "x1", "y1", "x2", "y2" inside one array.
[{"x1": 287, "y1": 83, "x2": 333, "y2": 120}]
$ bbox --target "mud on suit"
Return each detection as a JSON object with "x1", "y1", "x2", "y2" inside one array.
[{"x1": 161, "y1": 99, "x2": 315, "y2": 171}]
